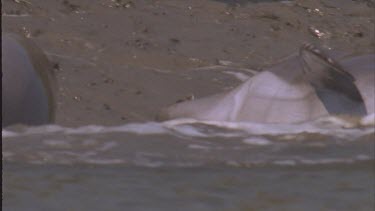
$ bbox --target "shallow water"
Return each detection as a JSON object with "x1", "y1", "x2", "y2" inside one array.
[
  {"x1": 3, "y1": 116, "x2": 375, "y2": 211},
  {"x1": 4, "y1": 163, "x2": 373, "y2": 211},
  {"x1": 2, "y1": 0, "x2": 374, "y2": 210}
]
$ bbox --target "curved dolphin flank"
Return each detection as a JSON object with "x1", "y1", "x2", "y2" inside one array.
[
  {"x1": 2, "y1": 33, "x2": 56, "y2": 127},
  {"x1": 299, "y1": 44, "x2": 367, "y2": 116},
  {"x1": 339, "y1": 54, "x2": 375, "y2": 115},
  {"x1": 159, "y1": 45, "x2": 374, "y2": 123}
]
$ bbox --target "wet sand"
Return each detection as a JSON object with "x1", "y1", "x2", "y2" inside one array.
[{"x1": 2, "y1": 0, "x2": 374, "y2": 126}]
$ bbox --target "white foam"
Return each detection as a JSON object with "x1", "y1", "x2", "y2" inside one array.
[
  {"x1": 2, "y1": 115, "x2": 374, "y2": 141},
  {"x1": 360, "y1": 113, "x2": 375, "y2": 126},
  {"x1": 222, "y1": 71, "x2": 251, "y2": 81},
  {"x1": 356, "y1": 154, "x2": 372, "y2": 161},
  {"x1": 2, "y1": 130, "x2": 18, "y2": 137},
  {"x1": 43, "y1": 139, "x2": 72, "y2": 148},
  {"x1": 243, "y1": 137, "x2": 272, "y2": 146},
  {"x1": 168, "y1": 124, "x2": 208, "y2": 137},
  {"x1": 188, "y1": 144, "x2": 212, "y2": 150},
  {"x1": 108, "y1": 122, "x2": 167, "y2": 134},
  {"x1": 162, "y1": 117, "x2": 374, "y2": 140}
]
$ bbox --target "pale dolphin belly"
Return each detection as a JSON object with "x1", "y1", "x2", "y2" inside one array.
[
  {"x1": 160, "y1": 56, "x2": 328, "y2": 123},
  {"x1": 2, "y1": 34, "x2": 55, "y2": 127},
  {"x1": 159, "y1": 47, "x2": 374, "y2": 123}
]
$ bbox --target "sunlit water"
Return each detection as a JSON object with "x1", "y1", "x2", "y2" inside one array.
[{"x1": 3, "y1": 114, "x2": 374, "y2": 211}]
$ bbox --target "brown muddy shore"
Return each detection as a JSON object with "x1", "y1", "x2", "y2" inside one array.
[{"x1": 2, "y1": 0, "x2": 374, "y2": 126}]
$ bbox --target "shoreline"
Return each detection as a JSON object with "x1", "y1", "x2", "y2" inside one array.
[{"x1": 2, "y1": 0, "x2": 374, "y2": 126}]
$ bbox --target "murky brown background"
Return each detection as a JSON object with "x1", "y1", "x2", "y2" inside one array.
[{"x1": 2, "y1": 0, "x2": 374, "y2": 126}]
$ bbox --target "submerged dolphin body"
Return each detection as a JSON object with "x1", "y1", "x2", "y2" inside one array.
[
  {"x1": 2, "y1": 33, "x2": 56, "y2": 127},
  {"x1": 159, "y1": 45, "x2": 374, "y2": 123}
]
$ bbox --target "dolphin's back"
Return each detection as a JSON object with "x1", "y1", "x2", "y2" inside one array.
[
  {"x1": 160, "y1": 55, "x2": 329, "y2": 123},
  {"x1": 234, "y1": 56, "x2": 328, "y2": 122},
  {"x1": 2, "y1": 34, "x2": 55, "y2": 127},
  {"x1": 343, "y1": 54, "x2": 375, "y2": 114},
  {"x1": 159, "y1": 47, "x2": 374, "y2": 123}
]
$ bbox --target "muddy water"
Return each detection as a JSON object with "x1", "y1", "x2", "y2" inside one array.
[
  {"x1": 3, "y1": 117, "x2": 375, "y2": 210},
  {"x1": 3, "y1": 163, "x2": 373, "y2": 211},
  {"x1": 2, "y1": 0, "x2": 375, "y2": 210}
]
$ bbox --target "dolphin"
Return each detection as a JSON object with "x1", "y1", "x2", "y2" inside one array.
[
  {"x1": 2, "y1": 33, "x2": 56, "y2": 127},
  {"x1": 159, "y1": 44, "x2": 374, "y2": 123}
]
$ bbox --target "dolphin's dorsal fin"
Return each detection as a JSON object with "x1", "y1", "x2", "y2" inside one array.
[{"x1": 299, "y1": 43, "x2": 367, "y2": 116}]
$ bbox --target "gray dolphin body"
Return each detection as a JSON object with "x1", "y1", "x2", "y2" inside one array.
[
  {"x1": 2, "y1": 33, "x2": 56, "y2": 127},
  {"x1": 160, "y1": 45, "x2": 374, "y2": 123}
]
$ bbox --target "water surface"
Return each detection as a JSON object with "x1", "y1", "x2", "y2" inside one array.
[{"x1": 3, "y1": 116, "x2": 374, "y2": 211}]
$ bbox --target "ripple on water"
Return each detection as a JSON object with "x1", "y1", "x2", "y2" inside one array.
[{"x1": 2, "y1": 114, "x2": 374, "y2": 167}]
